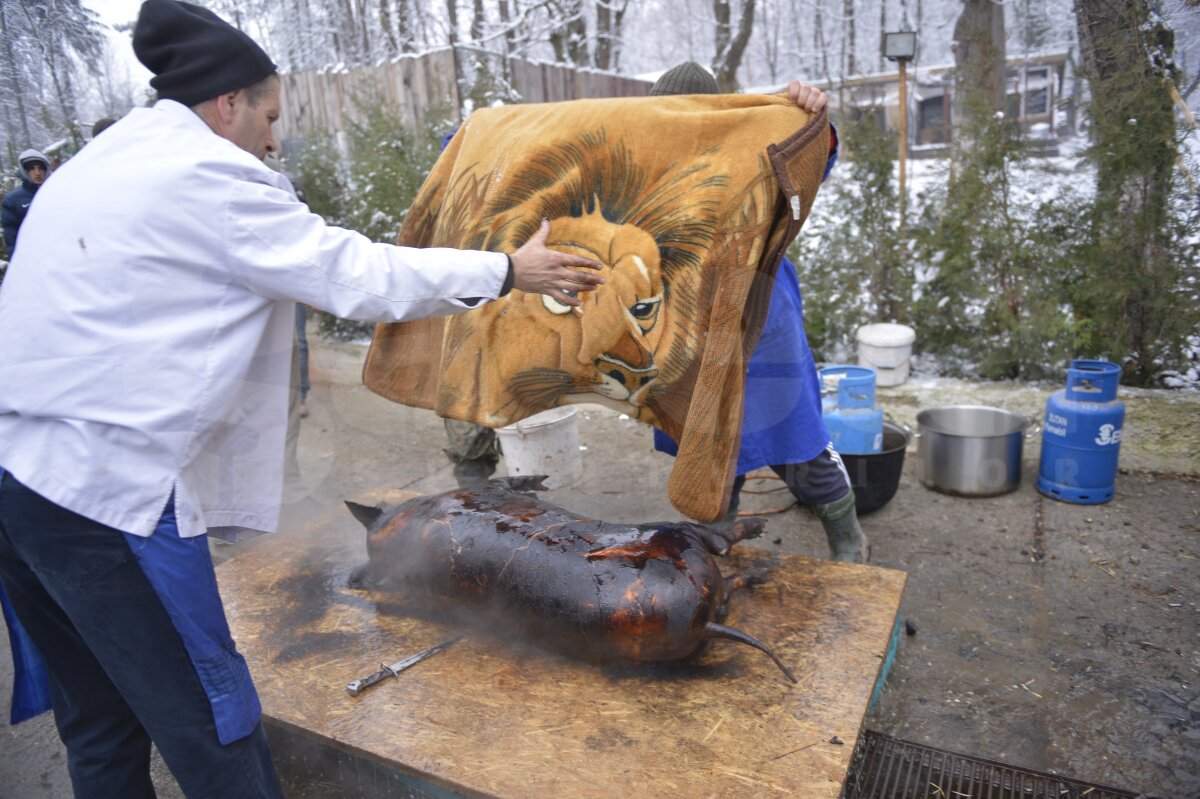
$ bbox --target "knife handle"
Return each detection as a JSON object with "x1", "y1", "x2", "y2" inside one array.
[{"x1": 346, "y1": 664, "x2": 394, "y2": 697}]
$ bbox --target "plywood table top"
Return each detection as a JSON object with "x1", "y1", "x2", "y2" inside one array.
[{"x1": 218, "y1": 490, "x2": 906, "y2": 799}]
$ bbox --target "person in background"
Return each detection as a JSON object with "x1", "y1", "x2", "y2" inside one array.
[
  {"x1": 0, "y1": 1, "x2": 602, "y2": 797},
  {"x1": 648, "y1": 62, "x2": 870, "y2": 564},
  {"x1": 1, "y1": 149, "x2": 50, "y2": 256},
  {"x1": 91, "y1": 116, "x2": 119, "y2": 138}
]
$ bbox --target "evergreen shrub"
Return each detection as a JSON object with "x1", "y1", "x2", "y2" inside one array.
[
  {"x1": 791, "y1": 111, "x2": 907, "y2": 362},
  {"x1": 910, "y1": 104, "x2": 1076, "y2": 380},
  {"x1": 288, "y1": 90, "x2": 449, "y2": 341}
]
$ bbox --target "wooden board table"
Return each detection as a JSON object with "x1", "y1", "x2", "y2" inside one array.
[{"x1": 218, "y1": 491, "x2": 906, "y2": 799}]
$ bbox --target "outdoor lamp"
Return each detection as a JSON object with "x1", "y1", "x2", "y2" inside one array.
[{"x1": 883, "y1": 31, "x2": 917, "y2": 62}]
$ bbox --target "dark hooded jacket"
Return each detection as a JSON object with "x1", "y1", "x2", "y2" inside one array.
[{"x1": 2, "y1": 149, "x2": 50, "y2": 255}]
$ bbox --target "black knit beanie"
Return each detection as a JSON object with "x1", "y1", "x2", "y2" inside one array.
[
  {"x1": 649, "y1": 62, "x2": 720, "y2": 96},
  {"x1": 133, "y1": 0, "x2": 277, "y2": 107}
]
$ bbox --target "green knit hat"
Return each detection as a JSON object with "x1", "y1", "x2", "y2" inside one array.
[{"x1": 650, "y1": 62, "x2": 719, "y2": 96}]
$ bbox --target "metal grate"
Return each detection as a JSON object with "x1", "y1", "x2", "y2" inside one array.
[{"x1": 844, "y1": 730, "x2": 1144, "y2": 799}]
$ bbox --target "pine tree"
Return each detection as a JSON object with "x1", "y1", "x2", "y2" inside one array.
[
  {"x1": 1073, "y1": 0, "x2": 1196, "y2": 385},
  {"x1": 791, "y1": 113, "x2": 906, "y2": 361}
]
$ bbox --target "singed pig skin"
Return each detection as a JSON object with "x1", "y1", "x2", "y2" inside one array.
[{"x1": 348, "y1": 477, "x2": 767, "y2": 667}]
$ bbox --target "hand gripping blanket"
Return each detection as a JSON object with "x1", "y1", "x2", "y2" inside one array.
[{"x1": 363, "y1": 93, "x2": 829, "y2": 522}]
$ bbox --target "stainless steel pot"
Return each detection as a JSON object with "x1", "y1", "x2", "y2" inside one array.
[{"x1": 915, "y1": 406, "x2": 1039, "y2": 497}]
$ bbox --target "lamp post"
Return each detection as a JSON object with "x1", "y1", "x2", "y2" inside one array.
[{"x1": 883, "y1": 31, "x2": 917, "y2": 231}]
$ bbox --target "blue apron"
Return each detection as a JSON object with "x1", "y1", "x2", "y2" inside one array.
[
  {"x1": 654, "y1": 256, "x2": 830, "y2": 473},
  {"x1": 122, "y1": 499, "x2": 262, "y2": 745},
  {"x1": 2, "y1": 486, "x2": 260, "y2": 744},
  {"x1": 0, "y1": 578, "x2": 51, "y2": 724}
]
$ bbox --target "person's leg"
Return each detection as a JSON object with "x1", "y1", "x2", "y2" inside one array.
[
  {"x1": 771, "y1": 446, "x2": 869, "y2": 563},
  {"x1": 443, "y1": 419, "x2": 500, "y2": 486},
  {"x1": 295, "y1": 304, "x2": 310, "y2": 415},
  {"x1": 723, "y1": 474, "x2": 748, "y2": 523},
  {"x1": 0, "y1": 473, "x2": 283, "y2": 798},
  {"x1": 0, "y1": 496, "x2": 156, "y2": 798}
]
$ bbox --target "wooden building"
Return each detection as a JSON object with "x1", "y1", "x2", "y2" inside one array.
[{"x1": 813, "y1": 51, "x2": 1072, "y2": 156}]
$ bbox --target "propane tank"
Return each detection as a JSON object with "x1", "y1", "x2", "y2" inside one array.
[
  {"x1": 819, "y1": 365, "x2": 883, "y2": 455},
  {"x1": 1037, "y1": 359, "x2": 1125, "y2": 505}
]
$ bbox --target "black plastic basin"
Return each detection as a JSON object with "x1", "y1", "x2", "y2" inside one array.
[{"x1": 840, "y1": 421, "x2": 910, "y2": 516}]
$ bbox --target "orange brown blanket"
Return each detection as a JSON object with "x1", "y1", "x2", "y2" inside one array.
[{"x1": 364, "y1": 93, "x2": 829, "y2": 521}]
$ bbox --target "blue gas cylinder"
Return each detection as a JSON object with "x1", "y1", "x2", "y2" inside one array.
[
  {"x1": 1037, "y1": 359, "x2": 1125, "y2": 504},
  {"x1": 819, "y1": 365, "x2": 883, "y2": 455}
]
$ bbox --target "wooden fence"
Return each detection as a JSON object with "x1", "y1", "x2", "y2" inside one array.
[{"x1": 276, "y1": 47, "x2": 653, "y2": 147}]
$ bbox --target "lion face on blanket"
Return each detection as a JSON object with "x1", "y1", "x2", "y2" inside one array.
[{"x1": 434, "y1": 131, "x2": 730, "y2": 434}]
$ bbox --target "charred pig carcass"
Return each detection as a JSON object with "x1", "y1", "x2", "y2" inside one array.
[{"x1": 347, "y1": 476, "x2": 795, "y2": 682}]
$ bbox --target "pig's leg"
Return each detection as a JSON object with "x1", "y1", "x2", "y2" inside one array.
[
  {"x1": 714, "y1": 568, "x2": 771, "y2": 623},
  {"x1": 693, "y1": 516, "x2": 767, "y2": 555},
  {"x1": 501, "y1": 475, "x2": 548, "y2": 493}
]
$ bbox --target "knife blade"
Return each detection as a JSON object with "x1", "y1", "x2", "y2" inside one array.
[{"x1": 345, "y1": 636, "x2": 462, "y2": 697}]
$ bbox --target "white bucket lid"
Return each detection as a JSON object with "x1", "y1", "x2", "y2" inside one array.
[
  {"x1": 499, "y1": 405, "x2": 577, "y2": 434},
  {"x1": 856, "y1": 323, "x2": 915, "y2": 347}
]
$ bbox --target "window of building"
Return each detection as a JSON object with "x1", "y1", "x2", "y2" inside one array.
[{"x1": 1024, "y1": 67, "x2": 1050, "y2": 116}]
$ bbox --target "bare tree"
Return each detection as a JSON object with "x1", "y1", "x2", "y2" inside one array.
[
  {"x1": 548, "y1": 0, "x2": 588, "y2": 66},
  {"x1": 843, "y1": 0, "x2": 856, "y2": 78},
  {"x1": 446, "y1": 0, "x2": 459, "y2": 44},
  {"x1": 594, "y1": 0, "x2": 628, "y2": 71},
  {"x1": 0, "y1": 0, "x2": 103, "y2": 155},
  {"x1": 0, "y1": 0, "x2": 34, "y2": 148},
  {"x1": 712, "y1": 0, "x2": 755, "y2": 91},
  {"x1": 495, "y1": 0, "x2": 518, "y2": 56},
  {"x1": 470, "y1": 0, "x2": 486, "y2": 42}
]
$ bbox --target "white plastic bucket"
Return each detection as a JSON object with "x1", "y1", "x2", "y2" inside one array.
[
  {"x1": 496, "y1": 406, "x2": 582, "y2": 489},
  {"x1": 856, "y1": 323, "x2": 916, "y2": 387}
]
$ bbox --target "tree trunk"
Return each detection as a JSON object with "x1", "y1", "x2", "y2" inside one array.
[
  {"x1": 356, "y1": 0, "x2": 370, "y2": 61},
  {"x1": 595, "y1": 0, "x2": 628, "y2": 71},
  {"x1": 843, "y1": 0, "x2": 856, "y2": 78},
  {"x1": 760, "y1": 0, "x2": 778, "y2": 83},
  {"x1": 1074, "y1": 0, "x2": 1180, "y2": 383},
  {"x1": 445, "y1": 0, "x2": 458, "y2": 46},
  {"x1": 396, "y1": 0, "x2": 414, "y2": 52},
  {"x1": 496, "y1": 0, "x2": 516, "y2": 56},
  {"x1": 379, "y1": 0, "x2": 398, "y2": 55},
  {"x1": 712, "y1": 0, "x2": 756, "y2": 92},
  {"x1": 814, "y1": 0, "x2": 831, "y2": 87},
  {"x1": 470, "y1": 0, "x2": 485, "y2": 43},
  {"x1": 951, "y1": 0, "x2": 1006, "y2": 163},
  {"x1": 548, "y1": 0, "x2": 588, "y2": 67},
  {"x1": 44, "y1": 41, "x2": 80, "y2": 148},
  {"x1": 878, "y1": 0, "x2": 886, "y2": 72}
]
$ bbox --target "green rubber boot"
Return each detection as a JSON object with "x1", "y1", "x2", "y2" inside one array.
[
  {"x1": 811, "y1": 491, "x2": 870, "y2": 563},
  {"x1": 444, "y1": 420, "x2": 500, "y2": 488},
  {"x1": 452, "y1": 457, "x2": 497, "y2": 488}
]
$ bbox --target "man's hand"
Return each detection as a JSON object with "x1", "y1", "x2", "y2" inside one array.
[
  {"x1": 510, "y1": 219, "x2": 604, "y2": 307},
  {"x1": 787, "y1": 80, "x2": 828, "y2": 113}
]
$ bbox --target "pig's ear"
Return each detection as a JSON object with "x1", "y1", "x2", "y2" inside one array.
[{"x1": 344, "y1": 500, "x2": 384, "y2": 530}]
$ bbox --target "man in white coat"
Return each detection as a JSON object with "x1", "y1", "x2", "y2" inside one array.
[{"x1": 0, "y1": 1, "x2": 602, "y2": 796}]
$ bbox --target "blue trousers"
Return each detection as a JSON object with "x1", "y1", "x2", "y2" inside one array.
[
  {"x1": 0, "y1": 472, "x2": 282, "y2": 798},
  {"x1": 729, "y1": 444, "x2": 851, "y2": 511}
]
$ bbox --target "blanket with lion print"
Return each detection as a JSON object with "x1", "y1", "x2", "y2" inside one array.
[{"x1": 363, "y1": 93, "x2": 830, "y2": 522}]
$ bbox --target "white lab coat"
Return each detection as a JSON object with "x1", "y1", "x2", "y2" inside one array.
[{"x1": 0, "y1": 100, "x2": 507, "y2": 538}]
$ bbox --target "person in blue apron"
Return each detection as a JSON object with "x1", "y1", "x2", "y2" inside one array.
[
  {"x1": 649, "y1": 62, "x2": 869, "y2": 564},
  {"x1": 0, "y1": 2, "x2": 603, "y2": 796}
]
